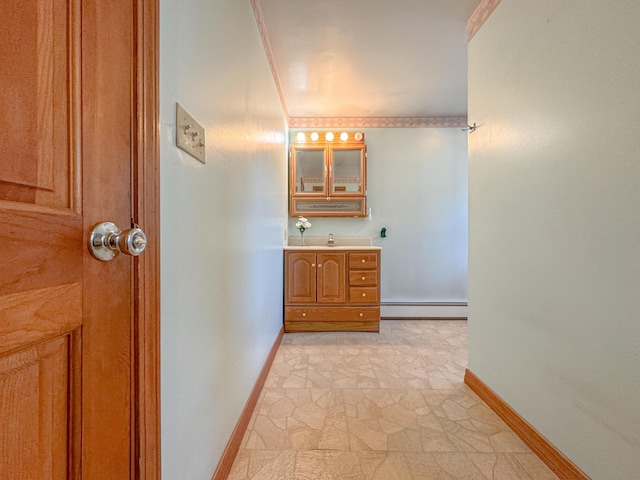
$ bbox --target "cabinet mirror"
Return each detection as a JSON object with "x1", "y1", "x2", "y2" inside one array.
[
  {"x1": 331, "y1": 148, "x2": 363, "y2": 194},
  {"x1": 294, "y1": 148, "x2": 326, "y2": 194},
  {"x1": 289, "y1": 132, "x2": 367, "y2": 217}
]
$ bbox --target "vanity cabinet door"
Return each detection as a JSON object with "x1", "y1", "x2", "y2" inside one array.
[
  {"x1": 316, "y1": 253, "x2": 346, "y2": 304},
  {"x1": 285, "y1": 252, "x2": 317, "y2": 304}
]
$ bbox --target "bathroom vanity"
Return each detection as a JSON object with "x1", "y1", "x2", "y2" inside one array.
[{"x1": 284, "y1": 240, "x2": 381, "y2": 332}]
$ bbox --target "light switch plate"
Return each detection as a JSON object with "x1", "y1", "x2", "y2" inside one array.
[{"x1": 176, "y1": 103, "x2": 205, "y2": 163}]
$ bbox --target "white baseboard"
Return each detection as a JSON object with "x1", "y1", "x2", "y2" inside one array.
[{"x1": 380, "y1": 302, "x2": 467, "y2": 319}]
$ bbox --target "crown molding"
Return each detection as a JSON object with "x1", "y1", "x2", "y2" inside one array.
[
  {"x1": 468, "y1": 0, "x2": 503, "y2": 41},
  {"x1": 288, "y1": 116, "x2": 468, "y2": 129},
  {"x1": 250, "y1": 0, "x2": 290, "y2": 118}
]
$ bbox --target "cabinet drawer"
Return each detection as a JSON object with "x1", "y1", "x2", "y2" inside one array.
[
  {"x1": 285, "y1": 306, "x2": 380, "y2": 322},
  {"x1": 349, "y1": 287, "x2": 379, "y2": 303},
  {"x1": 349, "y1": 270, "x2": 378, "y2": 286},
  {"x1": 348, "y1": 253, "x2": 378, "y2": 269}
]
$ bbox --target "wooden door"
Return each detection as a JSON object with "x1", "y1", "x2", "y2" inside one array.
[
  {"x1": 317, "y1": 253, "x2": 346, "y2": 304},
  {"x1": 285, "y1": 252, "x2": 317, "y2": 304},
  {"x1": 0, "y1": 1, "x2": 159, "y2": 478}
]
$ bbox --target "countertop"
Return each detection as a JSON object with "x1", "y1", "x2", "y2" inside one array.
[
  {"x1": 285, "y1": 235, "x2": 381, "y2": 250},
  {"x1": 284, "y1": 245, "x2": 382, "y2": 251}
]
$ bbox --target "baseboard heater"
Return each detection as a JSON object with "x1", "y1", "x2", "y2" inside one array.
[{"x1": 380, "y1": 302, "x2": 468, "y2": 319}]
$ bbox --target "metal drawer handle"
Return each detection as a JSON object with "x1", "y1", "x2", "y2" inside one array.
[
  {"x1": 361, "y1": 276, "x2": 366, "y2": 281},
  {"x1": 302, "y1": 313, "x2": 306, "y2": 317},
  {"x1": 362, "y1": 293, "x2": 366, "y2": 297},
  {"x1": 361, "y1": 259, "x2": 366, "y2": 263},
  {"x1": 359, "y1": 313, "x2": 363, "y2": 317}
]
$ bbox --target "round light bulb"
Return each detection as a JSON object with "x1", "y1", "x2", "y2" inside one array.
[
  {"x1": 354, "y1": 132, "x2": 363, "y2": 141},
  {"x1": 340, "y1": 132, "x2": 349, "y2": 141},
  {"x1": 310, "y1": 132, "x2": 319, "y2": 141},
  {"x1": 296, "y1": 132, "x2": 305, "y2": 142},
  {"x1": 325, "y1": 132, "x2": 334, "y2": 141}
]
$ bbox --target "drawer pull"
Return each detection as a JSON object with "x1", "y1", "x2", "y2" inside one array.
[
  {"x1": 318, "y1": 264, "x2": 322, "y2": 268},
  {"x1": 359, "y1": 312, "x2": 363, "y2": 317},
  {"x1": 312, "y1": 263, "x2": 316, "y2": 267},
  {"x1": 361, "y1": 276, "x2": 366, "y2": 281},
  {"x1": 362, "y1": 293, "x2": 366, "y2": 297},
  {"x1": 361, "y1": 259, "x2": 366, "y2": 263},
  {"x1": 302, "y1": 313, "x2": 306, "y2": 317}
]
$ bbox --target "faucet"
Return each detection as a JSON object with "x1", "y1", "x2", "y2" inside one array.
[{"x1": 326, "y1": 233, "x2": 336, "y2": 247}]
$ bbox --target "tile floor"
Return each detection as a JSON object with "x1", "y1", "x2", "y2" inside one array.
[{"x1": 228, "y1": 320, "x2": 558, "y2": 479}]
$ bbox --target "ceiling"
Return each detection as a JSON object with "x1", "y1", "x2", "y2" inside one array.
[{"x1": 254, "y1": 0, "x2": 483, "y2": 124}]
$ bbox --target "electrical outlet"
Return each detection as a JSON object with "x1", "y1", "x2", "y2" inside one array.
[{"x1": 176, "y1": 103, "x2": 205, "y2": 163}]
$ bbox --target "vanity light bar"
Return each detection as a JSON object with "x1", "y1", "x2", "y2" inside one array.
[{"x1": 294, "y1": 131, "x2": 365, "y2": 144}]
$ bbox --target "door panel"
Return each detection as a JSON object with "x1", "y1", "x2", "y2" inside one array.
[
  {"x1": 0, "y1": 2, "x2": 83, "y2": 477},
  {"x1": 0, "y1": 0, "x2": 76, "y2": 208},
  {"x1": 0, "y1": 0, "x2": 141, "y2": 477},
  {"x1": 317, "y1": 253, "x2": 346, "y2": 303},
  {"x1": 285, "y1": 252, "x2": 317, "y2": 304},
  {"x1": 0, "y1": 336, "x2": 73, "y2": 480}
]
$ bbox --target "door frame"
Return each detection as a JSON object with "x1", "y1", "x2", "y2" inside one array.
[{"x1": 132, "y1": 1, "x2": 160, "y2": 477}]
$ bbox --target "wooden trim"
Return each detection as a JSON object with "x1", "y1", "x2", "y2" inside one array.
[
  {"x1": 464, "y1": 370, "x2": 589, "y2": 480},
  {"x1": 211, "y1": 327, "x2": 285, "y2": 480},
  {"x1": 133, "y1": 0, "x2": 161, "y2": 478},
  {"x1": 467, "y1": 0, "x2": 502, "y2": 41}
]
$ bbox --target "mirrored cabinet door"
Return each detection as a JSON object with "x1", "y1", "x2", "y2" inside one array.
[
  {"x1": 293, "y1": 148, "x2": 326, "y2": 194},
  {"x1": 331, "y1": 148, "x2": 364, "y2": 195},
  {"x1": 289, "y1": 133, "x2": 367, "y2": 217}
]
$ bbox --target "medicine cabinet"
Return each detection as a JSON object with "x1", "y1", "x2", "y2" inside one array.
[{"x1": 289, "y1": 132, "x2": 367, "y2": 217}]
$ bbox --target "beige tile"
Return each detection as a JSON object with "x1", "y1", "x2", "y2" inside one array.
[
  {"x1": 465, "y1": 452, "x2": 554, "y2": 479},
  {"x1": 294, "y1": 451, "x2": 366, "y2": 480},
  {"x1": 358, "y1": 452, "x2": 414, "y2": 480},
  {"x1": 230, "y1": 321, "x2": 559, "y2": 479},
  {"x1": 244, "y1": 388, "x2": 348, "y2": 450},
  {"x1": 513, "y1": 453, "x2": 560, "y2": 479},
  {"x1": 227, "y1": 450, "x2": 296, "y2": 480},
  {"x1": 405, "y1": 452, "x2": 487, "y2": 479}
]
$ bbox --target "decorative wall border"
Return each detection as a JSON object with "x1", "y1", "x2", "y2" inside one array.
[
  {"x1": 464, "y1": 370, "x2": 589, "y2": 480},
  {"x1": 289, "y1": 116, "x2": 468, "y2": 129},
  {"x1": 468, "y1": 0, "x2": 503, "y2": 41}
]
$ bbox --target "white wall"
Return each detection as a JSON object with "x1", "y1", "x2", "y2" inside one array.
[
  {"x1": 160, "y1": 0, "x2": 287, "y2": 478},
  {"x1": 289, "y1": 128, "x2": 468, "y2": 304},
  {"x1": 468, "y1": 1, "x2": 640, "y2": 478}
]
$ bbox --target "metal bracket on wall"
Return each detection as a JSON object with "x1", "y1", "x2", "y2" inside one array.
[{"x1": 461, "y1": 122, "x2": 477, "y2": 133}]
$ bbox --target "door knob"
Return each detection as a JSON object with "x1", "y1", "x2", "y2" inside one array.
[{"x1": 88, "y1": 221, "x2": 147, "y2": 261}]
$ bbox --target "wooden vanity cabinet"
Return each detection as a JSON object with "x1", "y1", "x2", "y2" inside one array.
[{"x1": 284, "y1": 249, "x2": 381, "y2": 332}]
